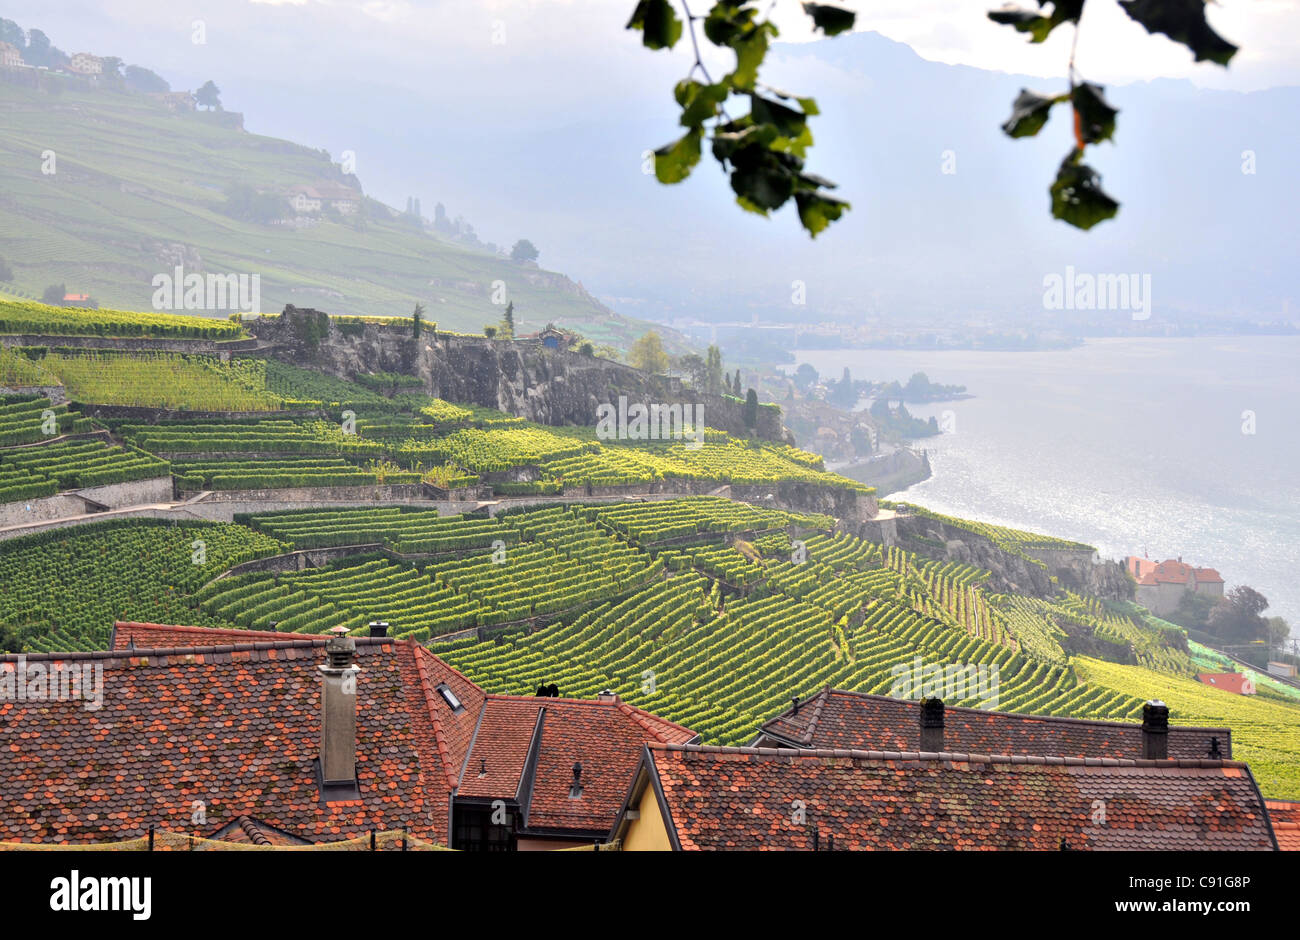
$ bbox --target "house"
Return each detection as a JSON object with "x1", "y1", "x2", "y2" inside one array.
[
  {"x1": 286, "y1": 182, "x2": 361, "y2": 216},
  {"x1": 1266, "y1": 800, "x2": 1300, "y2": 851},
  {"x1": 67, "y1": 53, "x2": 102, "y2": 75},
  {"x1": 752, "y1": 687, "x2": 1233, "y2": 760},
  {"x1": 0, "y1": 41, "x2": 23, "y2": 69},
  {"x1": 610, "y1": 742, "x2": 1276, "y2": 850},
  {"x1": 1197, "y1": 672, "x2": 1256, "y2": 695},
  {"x1": 61, "y1": 293, "x2": 96, "y2": 309},
  {"x1": 0, "y1": 620, "x2": 694, "y2": 849},
  {"x1": 148, "y1": 90, "x2": 196, "y2": 112},
  {"x1": 286, "y1": 185, "x2": 323, "y2": 214},
  {"x1": 536, "y1": 326, "x2": 570, "y2": 350},
  {"x1": 1126, "y1": 555, "x2": 1224, "y2": 616}
]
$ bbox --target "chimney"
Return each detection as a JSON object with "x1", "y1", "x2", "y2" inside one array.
[
  {"x1": 319, "y1": 627, "x2": 361, "y2": 788},
  {"x1": 919, "y1": 697, "x2": 944, "y2": 752},
  {"x1": 791, "y1": 695, "x2": 800, "y2": 715},
  {"x1": 597, "y1": 689, "x2": 618, "y2": 703},
  {"x1": 1142, "y1": 700, "x2": 1169, "y2": 759},
  {"x1": 568, "y1": 761, "x2": 584, "y2": 799},
  {"x1": 368, "y1": 620, "x2": 389, "y2": 638}
]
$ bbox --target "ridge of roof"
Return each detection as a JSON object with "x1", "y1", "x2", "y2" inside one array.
[
  {"x1": 763, "y1": 686, "x2": 1233, "y2": 736},
  {"x1": 411, "y1": 645, "x2": 468, "y2": 792},
  {"x1": 614, "y1": 700, "x2": 697, "y2": 743},
  {"x1": 647, "y1": 741, "x2": 1249, "y2": 771}
]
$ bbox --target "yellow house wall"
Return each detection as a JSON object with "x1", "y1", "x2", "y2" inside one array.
[{"x1": 622, "y1": 783, "x2": 672, "y2": 851}]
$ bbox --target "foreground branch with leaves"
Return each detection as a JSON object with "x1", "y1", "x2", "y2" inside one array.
[{"x1": 629, "y1": 0, "x2": 1238, "y2": 235}]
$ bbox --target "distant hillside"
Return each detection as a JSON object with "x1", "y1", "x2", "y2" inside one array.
[{"x1": 0, "y1": 72, "x2": 674, "y2": 351}]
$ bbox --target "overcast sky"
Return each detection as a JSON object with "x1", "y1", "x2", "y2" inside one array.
[{"x1": 6, "y1": 0, "x2": 1297, "y2": 93}]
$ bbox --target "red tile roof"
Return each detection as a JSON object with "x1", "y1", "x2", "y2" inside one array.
[
  {"x1": 755, "y1": 688, "x2": 1231, "y2": 760},
  {"x1": 458, "y1": 694, "x2": 696, "y2": 836},
  {"x1": 1128, "y1": 557, "x2": 1224, "y2": 586},
  {"x1": 1197, "y1": 673, "x2": 1255, "y2": 695},
  {"x1": 1265, "y1": 800, "x2": 1300, "y2": 851},
  {"x1": 0, "y1": 621, "x2": 691, "y2": 846},
  {"x1": 0, "y1": 636, "x2": 449, "y2": 845},
  {"x1": 633, "y1": 743, "x2": 1275, "y2": 851}
]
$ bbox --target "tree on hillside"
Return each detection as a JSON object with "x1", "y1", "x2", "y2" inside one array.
[
  {"x1": 0, "y1": 255, "x2": 13, "y2": 282},
  {"x1": 41, "y1": 284, "x2": 66, "y2": 306},
  {"x1": 743, "y1": 388, "x2": 759, "y2": 428},
  {"x1": 510, "y1": 239, "x2": 539, "y2": 263},
  {"x1": 677, "y1": 352, "x2": 705, "y2": 389},
  {"x1": 412, "y1": 302, "x2": 425, "y2": 338},
  {"x1": 627, "y1": 1, "x2": 1241, "y2": 234},
  {"x1": 0, "y1": 19, "x2": 26, "y2": 53},
  {"x1": 503, "y1": 301, "x2": 515, "y2": 338},
  {"x1": 22, "y1": 28, "x2": 52, "y2": 66},
  {"x1": 124, "y1": 65, "x2": 170, "y2": 93},
  {"x1": 221, "y1": 183, "x2": 284, "y2": 224},
  {"x1": 705, "y1": 345, "x2": 723, "y2": 396},
  {"x1": 100, "y1": 56, "x2": 124, "y2": 80},
  {"x1": 732, "y1": 369, "x2": 742, "y2": 395},
  {"x1": 629, "y1": 331, "x2": 669, "y2": 374},
  {"x1": 196, "y1": 80, "x2": 222, "y2": 111},
  {"x1": 793, "y1": 362, "x2": 818, "y2": 392},
  {"x1": 1206, "y1": 586, "x2": 1270, "y2": 643}
]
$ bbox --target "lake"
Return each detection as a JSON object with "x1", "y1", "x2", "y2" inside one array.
[{"x1": 797, "y1": 337, "x2": 1300, "y2": 638}]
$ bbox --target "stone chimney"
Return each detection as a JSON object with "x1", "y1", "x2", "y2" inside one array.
[
  {"x1": 1142, "y1": 700, "x2": 1169, "y2": 760},
  {"x1": 597, "y1": 689, "x2": 618, "y2": 703},
  {"x1": 319, "y1": 627, "x2": 361, "y2": 787},
  {"x1": 368, "y1": 620, "x2": 389, "y2": 638},
  {"x1": 920, "y1": 697, "x2": 944, "y2": 752}
]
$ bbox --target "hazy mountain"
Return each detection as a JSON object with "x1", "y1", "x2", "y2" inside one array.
[{"x1": 194, "y1": 31, "x2": 1297, "y2": 327}]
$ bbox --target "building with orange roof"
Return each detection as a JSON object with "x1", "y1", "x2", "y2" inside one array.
[
  {"x1": 1197, "y1": 672, "x2": 1257, "y2": 695},
  {"x1": 0, "y1": 620, "x2": 695, "y2": 850},
  {"x1": 611, "y1": 742, "x2": 1278, "y2": 851},
  {"x1": 1126, "y1": 555, "x2": 1225, "y2": 616}
]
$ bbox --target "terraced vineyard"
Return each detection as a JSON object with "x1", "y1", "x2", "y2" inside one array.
[
  {"x1": 0, "y1": 298, "x2": 246, "y2": 339},
  {"x1": 0, "y1": 395, "x2": 91, "y2": 446},
  {"x1": 0, "y1": 520, "x2": 285, "y2": 651},
  {"x1": 1, "y1": 439, "x2": 169, "y2": 493},
  {"x1": 37, "y1": 351, "x2": 287, "y2": 411}
]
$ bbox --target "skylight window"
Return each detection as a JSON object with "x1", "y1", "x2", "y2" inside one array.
[{"x1": 437, "y1": 684, "x2": 464, "y2": 712}]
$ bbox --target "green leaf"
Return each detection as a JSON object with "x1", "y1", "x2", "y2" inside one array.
[
  {"x1": 795, "y1": 191, "x2": 849, "y2": 237},
  {"x1": 1001, "y1": 89, "x2": 1064, "y2": 138},
  {"x1": 801, "y1": 3, "x2": 856, "y2": 36},
  {"x1": 1118, "y1": 0, "x2": 1237, "y2": 66},
  {"x1": 1071, "y1": 82, "x2": 1118, "y2": 144},
  {"x1": 654, "y1": 128, "x2": 702, "y2": 183},
  {"x1": 728, "y1": 146, "x2": 798, "y2": 213},
  {"x1": 627, "y1": 0, "x2": 683, "y2": 50},
  {"x1": 731, "y1": 27, "x2": 770, "y2": 89},
  {"x1": 1050, "y1": 149, "x2": 1119, "y2": 230},
  {"x1": 988, "y1": 0, "x2": 1083, "y2": 43},
  {"x1": 675, "y1": 80, "x2": 730, "y2": 128}
]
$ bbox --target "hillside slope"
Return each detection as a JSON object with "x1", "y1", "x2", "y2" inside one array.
[{"x1": 0, "y1": 74, "x2": 665, "y2": 349}]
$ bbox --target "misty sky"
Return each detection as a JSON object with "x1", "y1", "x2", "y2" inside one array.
[{"x1": 5, "y1": 0, "x2": 1296, "y2": 323}]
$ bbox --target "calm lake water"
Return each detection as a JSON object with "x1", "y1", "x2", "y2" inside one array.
[{"x1": 798, "y1": 337, "x2": 1300, "y2": 636}]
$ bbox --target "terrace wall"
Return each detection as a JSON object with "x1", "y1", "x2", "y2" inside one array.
[
  {"x1": 0, "y1": 475, "x2": 172, "y2": 527},
  {"x1": 177, "y1": 483, "x2": 426, "y2": 502},
  {"x1": 249, "y1": 305, "x2": 791, "y2": 443},
  {"x1": 0, "y1": 384, "x2": 67, "y2": 404},
  {"x1": 0, "y1": 335, "x2": 228, "y2": 355}
]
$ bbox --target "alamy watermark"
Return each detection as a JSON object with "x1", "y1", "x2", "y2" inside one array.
[
  {"x1": 151, "y1": 265, "x2": 260, "y2": 314},
  {"x1": 596, "y1": 396, "x2": 704, "y2": 448},
  {"x1": 1042, "y1": 265, "x2": 1151, "y2": 320},
  {"x1": 1, "y1": 656, "x2": 104, "y2": 711}
]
